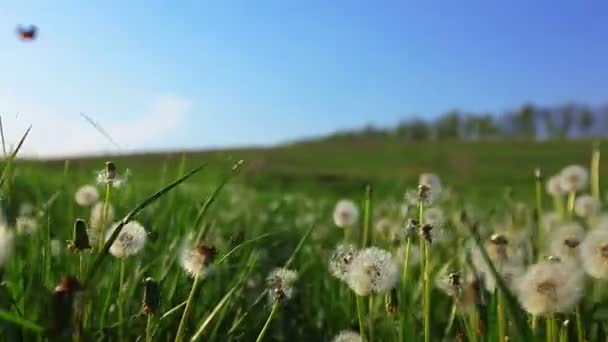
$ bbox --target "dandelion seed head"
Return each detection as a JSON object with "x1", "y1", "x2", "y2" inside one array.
[
  {"x1": 329, "y1": 244, "x2": 358, "y2": 281},
  {"x1": 483, "y1": 261, "x2": 525, "y2": 292},
  {"x1": 574, "y1": 195, "x2": 601, "y2": 218},
  {"x1": 90, "y1": 202, "x2": 114, "y2": 230},
  {"x1": 419, "y1": 173, "x2": 442, "y2": 203},
  {"x1": 266, "y1": 268, "x2": 298, "y2": 302},
  {"x1": 559, "y1": 165, "x2": 588, "y2": 193},
  {"x1": 517, "y1": 260, "x2": 583, "y2": 315},
  {"x1": 333, "y1": 199, "x2": 359, "y2": 228},
  {"x1": 549, "y1": 222, "x2": 585, "y2": 261},
  {"x1": 346, "y1": 247, "x2": 398, "y2": 296},
  {"x1": 106, "y1": 221, "x2": 147, "y2": 257},
  {"x1": 332, "y1": 330, "x2": 363, "y2": 342},
  {"x1": 180, "y1": 242, "x2": 216, "y2": 279},
  {"x1": 541, "y1": 211, "x2": 564, "y2": 233},
  {"x1": 546, "y1": 175, "x2": 565, "y2": 196},
  {"x1": 16, "y1": 216, "x2": 37, "y2": 235},
  {"x1": 424, "y1": 207, "x2": 444, "y2": 228},
  {"x1": 393, "y1": 244, "x2": 420, "y2": 267},
  {"x1": 581, "y1": 227, "x2": 608, "y2": 279},
  {"x1": 74, "y1": 185, "x2": 99, "y2": 207}
]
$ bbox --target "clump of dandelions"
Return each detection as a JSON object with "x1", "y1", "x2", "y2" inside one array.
[
  {"x1": 106, "y1": 221, "x2": 147, "y2": 257},
  {"x1": 346, "y1": 247, "x2": 398, "y2": 296},
  {"x1": 0, "y1": 224, "x2": 15, "y2": 268},
  {"x1": 559, "y1": 165, "x2": 588, "y2": 193},
  {"x1": 581, "y1": 227, "x2": 608, "y2": 279},
  {"x1": 574, "y1": 194, "x2": 601, "y2": 218},
  {"x1": 180, "y1": 242, "x2": 217, "y2": 279},
  {"x1": 332, "y1": 330, "x2": 363, "y2": 342},
  {"x1": 266, "y1": 268, "x2": 298, "y2": 302},
  {"x1": 333, "y1": 199, "x2": 360, "y2": 228},
  {"x1": 517, "y1": 259, "x2": 583, "y2": 315},
  {"x1": 549, "y1": 223, "x2": 585, "y2": 261},
  {"x1": 329, "y1": 244, "x2": 358, "y2": 281},
  {"x1": 74, "y1": 185, "x2": 99, "y2": 207}
]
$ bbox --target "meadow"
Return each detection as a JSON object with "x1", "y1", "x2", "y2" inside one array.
[{"x1": 0, "y1": 137, "x2": 607, "y2": 341}]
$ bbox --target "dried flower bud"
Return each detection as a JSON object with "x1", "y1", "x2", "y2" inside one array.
[
  {"x1": 142, "y1": 277, "x2": 160, "y2": 315},
  {"x1": 418, "y1": 184, "x2": 430, "y2": 203},
  {"x1": 420, "y1": 224, "x2": 433, "y2": 244},
  {"x1": 534, "y1": 168, "x2": 542, "y2": 181},
  {"x1": 105, "y1": 161, "x2": 117, "y2": 180},
  {"x1": 405, "y1": 218, "x2": 419, "y2": 237},
  {"x1": 385, "y1": 288, "x2": 399, "y2": 315},
  {"x1": 67, "y1": 219, "x2": 91, "y2": 252}
]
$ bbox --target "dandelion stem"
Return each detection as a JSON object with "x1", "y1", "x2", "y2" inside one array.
[
  {"x1": 553, "y1": 195, "x2": 565, "y2": 219},
  {"x1": 592, "y1": 141, "x2": 601, "y2": 201},
  {"x1": 575, "y1": 304, "x2": 584, "y2": 342},
  {"x1": 402, "y1": 237, "x2": 412, "y2": 286},
  {"x1": 146, "y1": 315, "x2": 153, "y2": 342},
  {"x1": 356, "y1": 295, "x2": 366, "y2": 340},
  {"x1": 79, "y1": 254, "x2": 84, "y2": 280},
  {"x1": 497, "y1": 289, "x2": 506, "y2": 342},
  {"x1": 175, "y1": 275, "x2": 201, "y2": 342},
  {"x1": 419, "y1": 200, "x2": 431, "y2": 342},
  {"x1": 256, "y1": 302, "x2": 279, "y2": 342},
  {"x1": 118, "y1": 258, "x2": 126, "y2": 341},
  {"x1": 362, "y1": 184, "x2": 372, "y2": 247},
  {"x1": 534, "y1": 168, "x2": 543, "y2": 261},
  {"x1": 567, "y1": 191, "x2": 576, "y2": 220},
  {"x1": 99, "y1": 183, "x2": 111, "y2": 251}
]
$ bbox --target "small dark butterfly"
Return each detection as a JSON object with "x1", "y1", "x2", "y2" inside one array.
[{"x1": 17, "y1": 24, "x2": 37, "y2": 41}]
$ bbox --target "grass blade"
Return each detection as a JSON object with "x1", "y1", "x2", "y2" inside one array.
[
  {"x1": 0, "y1": 309, "x2": 44, "y2": 334},
  {"x1": 190, "y1": 283, "x2": 239, "y2": 341}
]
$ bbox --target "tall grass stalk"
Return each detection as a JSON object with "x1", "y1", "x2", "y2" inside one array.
[
  {"x1": 256, "y1": 302, "x2": 279, "y2": 342},
  {"x1": 497, "y1": 290, "x2": 506, "y2": 342},
  {"x1": 99, "y1": 183, "x2": 112, "y2": 251},
  {"x1": 362, "y1": 184, "x2": 372, "y2": 247},
  {"x1": 118, "y1": 258, "x2": 126, "y2": 341},
  {"x1": 174, "y1": 276, "x2": 201, "y2": 342}
]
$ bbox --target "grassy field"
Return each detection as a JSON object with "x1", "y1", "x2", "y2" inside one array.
[{"x1": 0, "y1": 138, "x2": 607, "y2": 341}]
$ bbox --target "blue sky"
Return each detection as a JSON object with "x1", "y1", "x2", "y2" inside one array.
[{"x1": 1, "y1": 1, "x2": 607, "y2": 156}]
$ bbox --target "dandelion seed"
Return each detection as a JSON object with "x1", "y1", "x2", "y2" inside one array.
[
  {"x1": 106, "y1": 221, "x2": 147, "y2": 257},
  {"x1": 574, "y1": 194, "x2": 601, "y2": 218},
  {"x1": 517, "y1": 260, "x2": 583, "y2": 315},
  {"x1": 332, "y1": 330, "x2": 364, "y2": 342},
  {"x1": 559, "y1": 165, "x2": 588, "y2": 193},
  {"x1": 546, "y1": 175, "x2": 565, "y2": 196},
  {"x1": 266, "y1": 268, "x2": 298, "y2": 302},
  {"x1": 581, "y1": 227, "x2": 608, "y2": 279},
  {"x1": 549, "y1": 223, "x2": 585, "y2": 261},
  {"x1": 96, "y1": 161, "x2": 128, "y2": 188},
  {"x1": 329, "y1": 244, "x2": 358, "y2": 281},
  {"x1": 180, "y1": 242, "x2": 216, "y2": 279},
  {"x1": 346, "y1": 247, "x2": 398, "y2": 296},
  {"x1": 74, "y1": 185, "x2": 99, "y2": 206},
  {"x1": 0, "y1": 225, "x2": 15, "y2": 267},
  {"x1": 16, "y1": 216, "x2": 37, "y2": 235},
  {"x1": 435, "y1": 268, "x2": 463, "y2": 297},
  {"x1": 333, "y1": 199, "x2": 359, "y2": 228}
]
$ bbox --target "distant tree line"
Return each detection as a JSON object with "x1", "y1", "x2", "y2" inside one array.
[{"x1": 326, "y1": 103, "x2": 606, "y2": 141}]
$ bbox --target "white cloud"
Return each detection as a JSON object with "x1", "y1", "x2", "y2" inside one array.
[{"x1": 0, "y1": 94, "x2": 191, "y2": 158}]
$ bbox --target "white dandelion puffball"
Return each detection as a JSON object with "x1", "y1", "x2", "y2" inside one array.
[
  {"x1": 393, "y1": 244, "x2": 421, "y2": 267},
  {"x1": 419, "y1": 173, "x2": 442, "y2": 203},
  {"x1": 484, "y1": 261, "x2": 525, "y2": 293},
  {"x1": 581, "y1": 228, "x2": 608, "y2": 279},
  {"x1": 90, "y1": 202, "x2": 115, "y2": 229},
  {"x1": 96, "y1": 168, "x2": 129, "y2": 188},
  {"x1": 424, "y1": 207, "x2": 444, "y2": 227},
  {"x1": 0, "y1": 225, "x2": 15, "y2": 267},
  {"x1": 346, "y1": 247, "x2": 398, "y2": 296},
  {"x1": 16, "y1": 216, "x2": 38, "y2": 235},
  {"x1": 574, "y1": 195, "x2": 601, "y2": 218},
  {"x1": 545, "y1": 175, "x2": 565, "y2": 197},
  {"x1": 332, "y1": 330, "x2": 363, "y2": 342},
  {"x1": 74, "y1": 185, "x2": 99, "y2": 206},
  {"x1": 541, "y1": 211, "x2": 564, "y2": 233},
  {"x1": 589, "y1": 214, "x2": 608, "y2": 231},
  {"x1": 549, "y1": 223, "x2": 585, "y2": 261},
  {"x1": 329, "y1": 244, "x2": 358, "y2": 281},
  {"x1": 106, "y1": 221, "x2": 147, "y2": 257},
  {"x1": 267, "y1": 268, "x2": 298, "y2": 301},
  {"x1": 333, "y1": 199, "x2": 360, "y2": 228},
  {"x1": 517, "y1": 260, "x2": 583, "y2": 315},
  {"x1": 181, "y1": 243, "x2": 216, "y2": 279},
  {"x1": 559, "y1": 165, "x2": 588, "y2": 193}
]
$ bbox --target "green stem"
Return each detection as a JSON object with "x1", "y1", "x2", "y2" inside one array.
[
  {"x1": 402, "y1": 237, "x2": 412, "y2": 286},
  {"x1": 79, "y1": 254, "x2": 84, "y2": 280},
  {"x1": 118, "y1": 258, "x2": 125, "y2": 341},
  {"x1": 256, "y1": 302, "x2": 279, "y2": 342},
  {"x1": 553, "y1": 196, "x2": 565, "y2": 219},
  {"x1": 175, "y1": 276, "x2": 201, "y2": 342},
  {"x1": 576, "y1": 305, "x2": 584, "y2": 342},
  {"x1": 99, "y1": 183, "x2": 111, "y2": 251},
  {"x1": 146, "y1": 315, "x2": 153, "y2": 342},
  {"x1": 567, "y1": 192, "x2": 576, "y2": 220},
  {"x1": 356, "y1": 295, "x2": 366, "y2": 340},
  {"x1": 592, "y1": 142, "x2": 600, "y2": 201},
  {"x1": 423, "y1": 239, "x2": 430, "y2": 342},
  {"x1": 535, "y1": 170, "x2": 543, "y2": 261},
  {"x1": 362, "y1": 185, "x2": 372, "y2": 247},
  {"x1": 546, "y1": 314, "x2": 555, "y2": 342},
  {"x1": 498, "y1": 290, "x2": 506, "y2": 342}
]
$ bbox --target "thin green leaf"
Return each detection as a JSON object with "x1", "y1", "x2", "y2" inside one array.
[
  {"x1": 190, "y1": 284, "x2": 240, "y2": 341},
  {"x1": 0, "y1": 309, "x2": 44, "y2": 334}
]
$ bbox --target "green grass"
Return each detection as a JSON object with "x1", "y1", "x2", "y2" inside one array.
[{"x1": 0, "y1": 138, "x2": 606, "y2": 341}]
